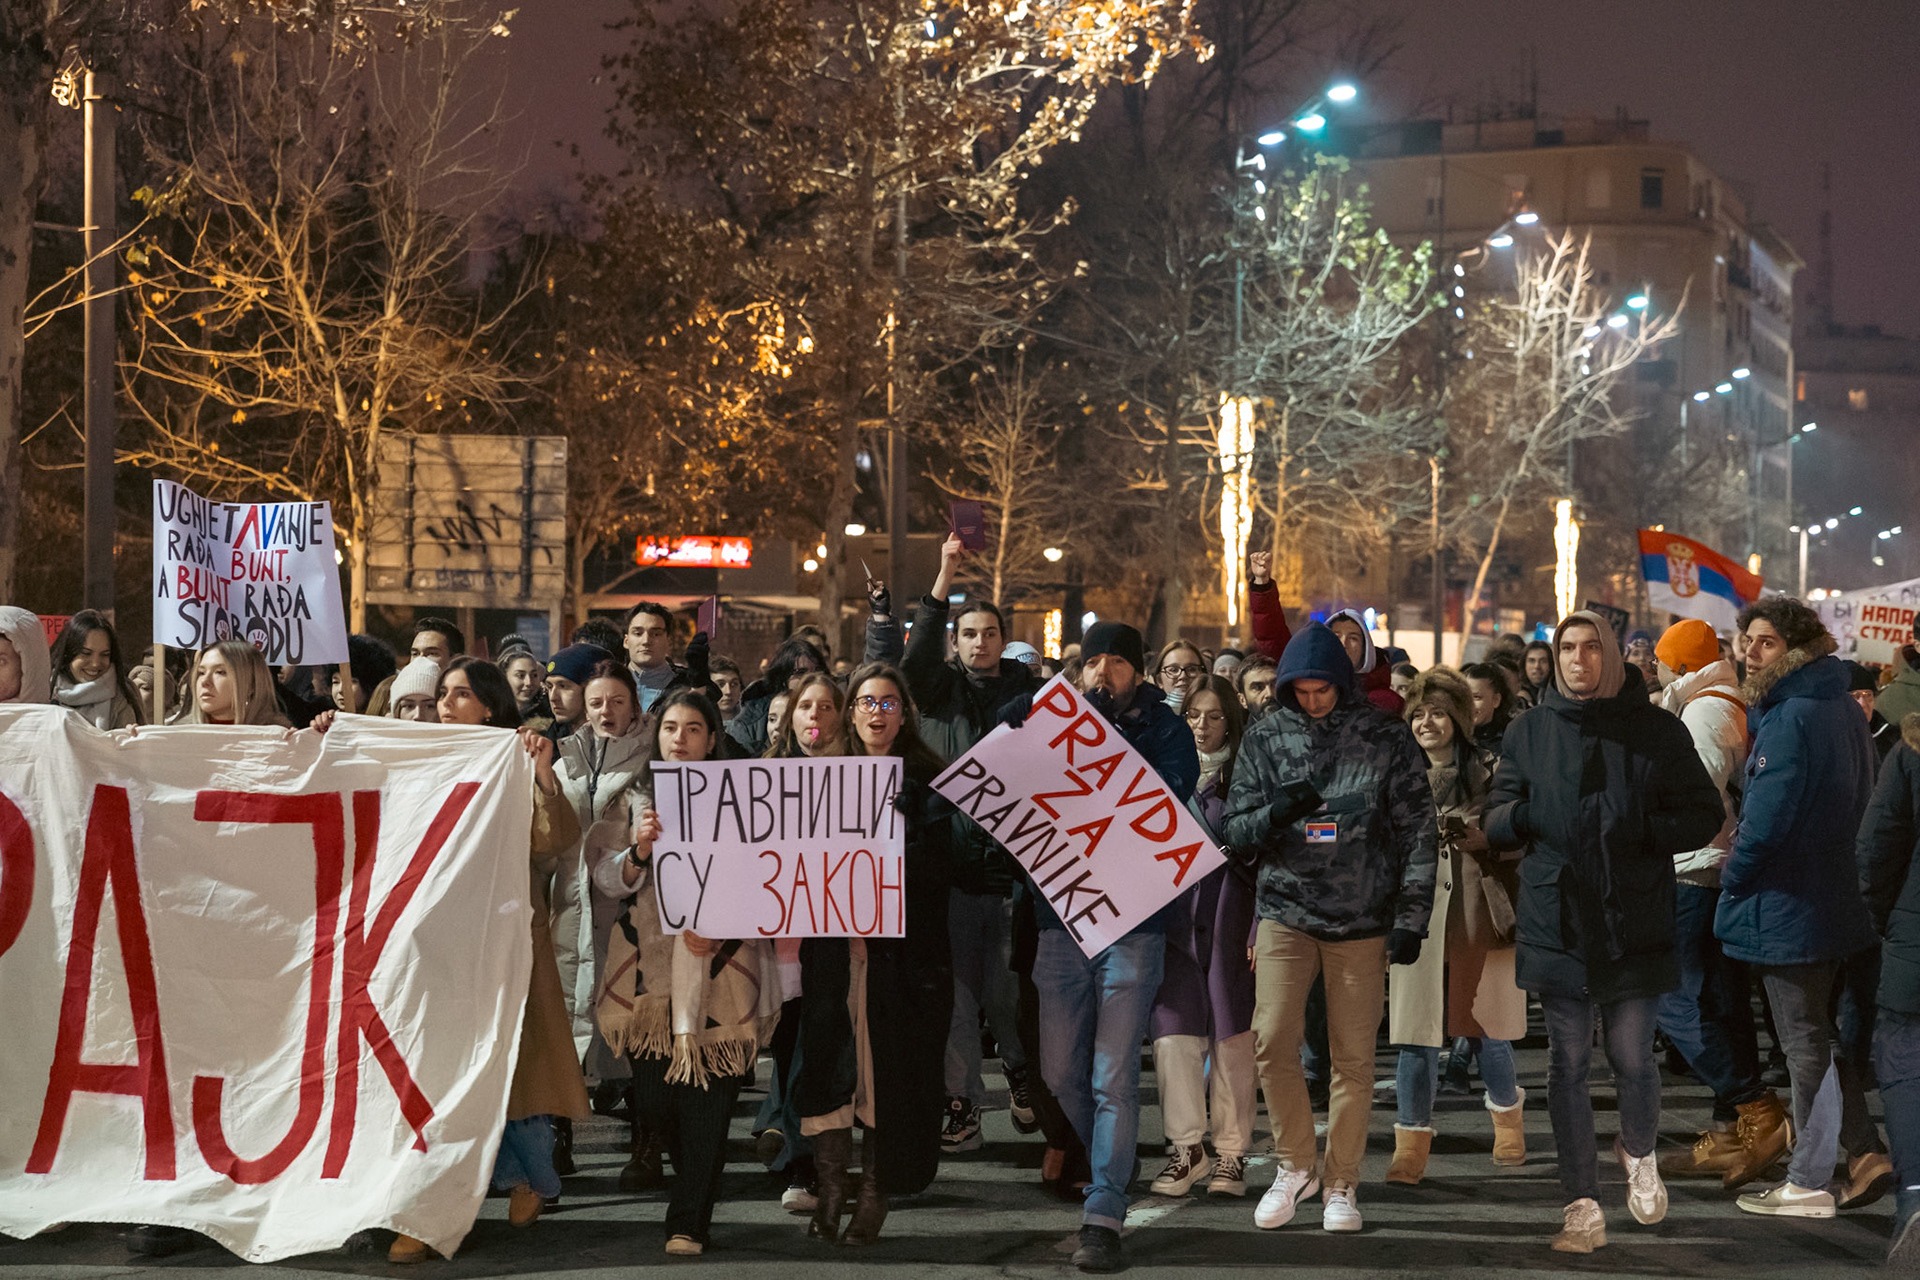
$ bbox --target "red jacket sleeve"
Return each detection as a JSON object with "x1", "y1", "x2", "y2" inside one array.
[{"x1": 1248, "y1": 581, "x2": 1292, "y2": 661}]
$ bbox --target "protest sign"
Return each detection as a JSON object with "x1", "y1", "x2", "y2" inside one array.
[
  {"x1": 151, "y1": 479, "x2": 350, "y2": 666},
  {"x1": 932, "y1": 675, "x2": 1223, "y2": 957},
  {"x1": 1815, "y1": 574, "x2": 1920, "y2": 664},
  {"x1": 648, "y1": 757, "x2": 905, "y2": 939},
  {"x1": 0, "y1": 709, "x2": 536, "y2": 1262}
]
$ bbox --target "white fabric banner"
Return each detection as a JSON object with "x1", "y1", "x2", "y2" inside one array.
[
  {"x1": 649, "y1": 757, "x2": 905, "y2": 938},
  {"x1": 1815, "y1": 574, "x2": 1920, "y2": 664},
  {"x1": 932, "y1": 675, "x2": 1223, "y2": 957},
  {"x1": 152, "y1": 478, "x2": 351, "y2": 666},
  {"x1": 0, "y1": 707, "x2": 535, "y2": 1262}
]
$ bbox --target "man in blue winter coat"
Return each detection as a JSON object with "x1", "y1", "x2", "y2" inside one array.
[{"x1": 1717, "y1": 597, "x2": 1880, "y2": 1219}]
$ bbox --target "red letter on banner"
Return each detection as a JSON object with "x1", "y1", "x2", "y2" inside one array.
[
  {"x1": 323, "y1": 783, "x2": 477, "y2": 1177},
  {"x1": 27, "y1": 785, "x2": 176, "y2": 1179},
  {"x1": 188, "y1": 792, "x2": 346, "y2": 1184},
  {"x1": 0, "y1": 792, "x2": 33, "y2": 959}
]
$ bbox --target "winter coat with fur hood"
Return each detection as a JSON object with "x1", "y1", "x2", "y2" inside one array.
[{"x1": 1714, "y1": 636, "x2": 1878, "y2": 967}]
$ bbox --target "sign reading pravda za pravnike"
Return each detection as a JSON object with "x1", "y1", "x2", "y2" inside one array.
[{"x1": 932, "y1": 674, "x2": 1223, "y2": 957}]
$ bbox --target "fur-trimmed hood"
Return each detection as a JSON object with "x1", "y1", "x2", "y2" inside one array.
[{"x1": 1742, "y1": 633, "x2": 1839, "y2": 708}]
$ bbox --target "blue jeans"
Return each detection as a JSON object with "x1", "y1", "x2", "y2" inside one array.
[
  {"x1": 1540, "y1": 994, "x2": 1661, "y2": 1201},
  {"x1": 1033, "y1": 927, "x2": 1164, "y2": 1231},
  {"x1": 946, "y1": 891, "x2": 1027, "y2": 1103},
  {"x1": 1758, "y1": 962, "x2": 1845, "y2": 1190},
  {"x1": 1874, "y1": 1008, "x2": 1920, "y2": 1221},
  {"x1": 1657, "y1": 883, "x2": 1763, "y2": 1123},
  {"x1": 490, "y1": 1115, "x2": 560, "y2": 1199},
  {"x1": 1395, "y1": 1041, "x2": 1519, "y2": 1127}
]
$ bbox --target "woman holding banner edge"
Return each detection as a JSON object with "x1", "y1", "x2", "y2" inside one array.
[
  {"x1": 386, "y1": 657, "x2": 588, "y2": 1264},
  {"x1": 792, "y1": 663, "x2": 955, "y2": 1245},
  {"x1": 593, "y1": 688, "x2": 782, "y2": 1257}
]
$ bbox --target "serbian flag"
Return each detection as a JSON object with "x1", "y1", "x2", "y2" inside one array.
[{"x1": 1639, "y1": 530, "x2": 1764, "y2": 632}]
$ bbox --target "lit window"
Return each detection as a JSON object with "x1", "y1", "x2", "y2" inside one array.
[
  {"x1": 1795, "y1": 374, "x2": 1806, "y2": 402},
  {"x1": 1848, "y1": 388, "x2": 1870, "y2": 411}
]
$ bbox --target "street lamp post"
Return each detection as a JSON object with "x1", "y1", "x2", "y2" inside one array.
[{"x1": 82, "y1": 69, "x2": 117, "y2": 615}]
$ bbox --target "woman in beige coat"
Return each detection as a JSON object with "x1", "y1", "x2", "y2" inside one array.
[
  {"x1": 1386, "y1": 667, "x2": 1528, "y2": 1184},
  {"x1": 389, "y1": 656, "x2": 588, "y2": 1264}
]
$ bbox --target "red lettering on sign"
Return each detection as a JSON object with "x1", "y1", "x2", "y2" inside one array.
[
  {"x1": 1033, "y1": 768, "x2": 1094, "y2": 819},
  {"x1": 1029, "y1": 682, "x2": 1079, "y2": 723},
  {"x1": 189, "y1": 792, "x2": 346, "y2": 1184},
  {"x1": 0, "y1": 792, "x2": 33, "y2": 960},
  {"x1": 1065, "y1": 815, "x2": 1113, "y2": 857},
  {"x1": 28, "y1": 785, "x2": 176, "y2": 1180},
  {"x1": 323, "y1": 785, "x2": 474, "y2": 1178},
  {"x1": 1047, "y1": 712, "x2": 1108, "y2": 766},
  {"x1": 1154, "y1": 841, "x2": 1204, "y2": 887}
]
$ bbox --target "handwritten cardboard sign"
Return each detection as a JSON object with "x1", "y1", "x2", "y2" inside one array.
[
  {"x1": 933, "y1": 674, "x2": 1223, "y2": 956},
  {"x1": 151, "y1": 479, "x2": 350, "y2": 665},
  {"x1": 649, "y1": 757, "x2": 905, "y2": 938},
  {"x1": 1816, "y1": 573, "x2": 1920, "y2": 664}
]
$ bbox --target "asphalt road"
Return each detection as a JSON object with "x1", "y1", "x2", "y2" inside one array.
[{"x1": 0, "y1": 1036, "x2": 1896, "y2": 1278}]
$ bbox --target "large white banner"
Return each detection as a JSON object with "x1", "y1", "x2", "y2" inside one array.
[
  {"x1": 650, "y1": 757, "x2": 905, "y2": 938},
  {"x1": 152, "y1": 478, "x2": 351, "y2": 666},
  {"x1": 1816, "y1": 574, "x2": 1920, "y2": 664},
  {"x1": 932, "y1": 675, "x2": 1223, "y2": 957},
  {"x1": 0, "y1": 708, "x2": 535, "y2": 1262}
]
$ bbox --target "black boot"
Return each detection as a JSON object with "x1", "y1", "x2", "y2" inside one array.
[
  {"x1": 808, "y1": 1128, "x2": 854, "y2": 1242},
  {"x1": 842, "y1": 1130, "x2": 889, "y2": 1246},
  {"x1": 553, "y1": 1115, "x2": 576, "y2": 1177},
  {"x1": 619, "y1": 1112, "x2": 666, "y2": 1192}
]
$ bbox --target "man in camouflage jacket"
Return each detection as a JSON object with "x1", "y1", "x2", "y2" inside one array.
[{"x1": 1223, "y1": 622, "x2": 1436, "y2": 1232}]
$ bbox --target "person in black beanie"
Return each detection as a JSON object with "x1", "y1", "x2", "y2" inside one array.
[
  {"x1": 999, "y1": 619, "x2": 1198, "y2": 1273},
  {"x1": 543, "y1": 642, "x2": 615, "y2": 744}
]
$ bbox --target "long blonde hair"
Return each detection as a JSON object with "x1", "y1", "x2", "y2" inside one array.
[{"x1": 185, "y1": 640, "x2": 290, "y2": 727}]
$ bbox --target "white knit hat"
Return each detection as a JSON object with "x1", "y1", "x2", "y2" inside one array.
[{"x1": 389, "y1": 656, "x2": 442, "y2": 704}]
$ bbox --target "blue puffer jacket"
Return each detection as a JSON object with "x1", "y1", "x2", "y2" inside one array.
[{"x1": 1714, "y1": 639, "x2": 1878, "y2": 966}]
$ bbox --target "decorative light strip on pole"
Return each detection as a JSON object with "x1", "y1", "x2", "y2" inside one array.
[
  {"x1": 1554, "y1": 498, "x2": 1580, "y2": 620},
  {"x1": 1218, "y1": 393, "x2": 1257, "y2": 628}
]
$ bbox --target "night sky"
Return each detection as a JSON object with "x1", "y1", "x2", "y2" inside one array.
[{"x1": 497, "y1": 0, "x2": 1920, "y2": 335}]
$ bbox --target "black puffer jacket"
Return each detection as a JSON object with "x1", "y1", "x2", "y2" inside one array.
[
  {"x1": 900, "y1": 595, "x2": 1038, "y2": 894},
  {"x1": 1484, "y1": 668, "x2": 1723, "y2": 1003},
  {"x1": 1861, "y1": 715, "x2": 1920, "y2": 1014}
]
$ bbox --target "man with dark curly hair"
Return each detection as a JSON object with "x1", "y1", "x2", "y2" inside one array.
[{"x1": 1717, "y1": 597, "x2": 1883, "y2": 1219}]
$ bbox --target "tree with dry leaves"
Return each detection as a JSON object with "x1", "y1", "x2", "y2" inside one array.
[
  {"x1": 117, "y1": 5, "x2": 521, "y2": 629},
  {"x1": 600, "y1": 0, "x2": 1206, "y2": 636}
]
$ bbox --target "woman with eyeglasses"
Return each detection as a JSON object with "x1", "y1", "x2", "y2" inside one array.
[
  {"x1": 793, "y1": 664, "x2": 954, "y2": 1245},
  {"x1": 1147, "y1": 674, "x2": 1260, "y2": 1199},
  {"x1": 591, "y1": 688, "x2": 780, "y2": 1257},
  {"x1": 1154, "y1": 640, "x2": 1209, "y2": 715}
]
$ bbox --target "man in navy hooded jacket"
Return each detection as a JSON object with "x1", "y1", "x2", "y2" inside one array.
[
  {"x1": 1717, "y1": 597, "x2": 1881, "y2": 1219},
  {"x1": 1224, "y1": 623, "x2": 1435, "y2": 1235}
]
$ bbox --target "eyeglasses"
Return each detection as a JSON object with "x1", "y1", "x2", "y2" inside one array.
[
  {"x1": 855, "y1": 695, "x2": 903, "y2": 714},
  {"x1": 1160, "y1": 664, "x2": 1207, "y2": 680},
  {"x1": 1185, "y1": 709, "x2": 1226, "y2": 724}
]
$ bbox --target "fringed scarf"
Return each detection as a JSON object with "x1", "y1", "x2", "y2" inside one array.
[{"x1": 595, "y1": 864, "x2": 782, "y2": 1089}]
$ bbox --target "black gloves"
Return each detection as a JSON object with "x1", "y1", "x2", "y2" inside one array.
[
  {"x1": 868, "y1": 580, "x2": 892, "y2": 618},
  {"x1": 684, "y1": 630, "x2": 711, "y2": 684},
  {"x1": 1267, "y1": 779, "x2": 1323, "y2": 832},
  {"x1": 1388, "y1": 928, "x2": 1424, "y2": 967}
]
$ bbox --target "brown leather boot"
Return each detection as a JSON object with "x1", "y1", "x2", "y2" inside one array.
[
  {"x1": 1659, "y1": 1126, "x2": 1742, "y2": 1177},
  {"x1": 1386, "y1": 1125, "x2": 1433, "y2": 1185},
  {"x1": 841, "y1": 1129, "x2": 889, "y2": 1246},
  {"x1": 808, "y1": 1128, "x2": 854, "y2": 1242},
  {"x1": 1721, "y1": 1092, "x2": 1791, "y2": 1190}
]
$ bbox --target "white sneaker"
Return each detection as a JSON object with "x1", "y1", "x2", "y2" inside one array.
[
  {"x1": 780, "y1": 1182, "x2": 817, "y2": 1214},
  {"x1": 1253, "y1": 1166, "x2": 1320, "y2": 1229},
  {"x1": 1321, "y1": 1183, "x2": 1362, "y2": 1232},
  {"x1": 1614, "y1": 1137, "x2": 1668, "y2": 1225},
  {"x1": 1736, "y1": 1180, "x2": 1838, "y2": 1218},
  {"x1": 1551, "y1": 1197, "x2": 1607, "y2": 1253}
]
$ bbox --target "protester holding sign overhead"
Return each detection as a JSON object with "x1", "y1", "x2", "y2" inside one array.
[
  {"x1": 990, "y1": 621, "x2": 1198, "y2": 1275},
  {"x1": 1223, "y1": 623, "x2": 1435, "y2": 1237},
  {"x1": 793, "y1": 664, "x2": 955, "y2": 1246}
]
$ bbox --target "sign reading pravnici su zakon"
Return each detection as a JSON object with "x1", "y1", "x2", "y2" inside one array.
[
  {"x1": 151, "y1": 479, "x2": 350, "y2": 665},
  {"x1": 933, "y1": 674, "x2": 1224, "y2": 957},
  {"x1": 648, "y1": 757, "x2": 905, "y2": 938}
]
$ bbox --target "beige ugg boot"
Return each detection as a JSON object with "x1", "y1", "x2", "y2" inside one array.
[
  {"x1": 1488, "y1": 1086, "x2": 1527, "y2": 1166},
  {"x1": 1386, "y1": 1124, "x2": 1433, "y2": 1185}
]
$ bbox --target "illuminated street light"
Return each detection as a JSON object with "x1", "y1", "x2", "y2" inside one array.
[
  {"x1": 1801, "y1": 422, "x2": 1818, "y2": 433},
  {"x1": 1326, "y1": 82, "x2": 1359, "y2": 103},
  {"x1": 1850, "y1": 506, "x2": 1864, "y2": 515},
  {"x1": 1715, "y1": 382, "x2": 1735, "y2": 394},
  {"x1": 1625, "y1": 293, "x2": 1650, "y2": 310},
  {"x1": 803, "y1": 558, "x2": 819, "y2": 572},
  {"x1": 1693, "y1": 391, "x2": 1712, "y2": 402},
  {"x1": 1731, "y1": 367, "x2": 1751, "y2": 379},
  {"x1": 1293, "y1": 111, "x2": 1328, "y2": 133},
  {"x1": 1513, "y1": 211, "x2": 1540, "y2": 226},
  {"x1": 1606, "y1": 314, "x2": 1629, "y2": 329},
  {"x1": 1826, "y1": 518, "x2": 1840, "y2": 530},
  {"x1": 1488, "y1": 233, "x2": 1514, "y2": 248},
  {"x1": 844, "y1": 522, "x2": 867, "y2": 537},
  {"x1": 1043, "y1": 546, "x2": 1065, "y2": 563},
  {"x1": 1256, "y1": 129, "x2": 1286, "y2": 147}
]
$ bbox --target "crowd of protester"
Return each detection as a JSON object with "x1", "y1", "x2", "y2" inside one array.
[{"x1": 3, "y1": 542, "x2": 1920, "y2": 1271}]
